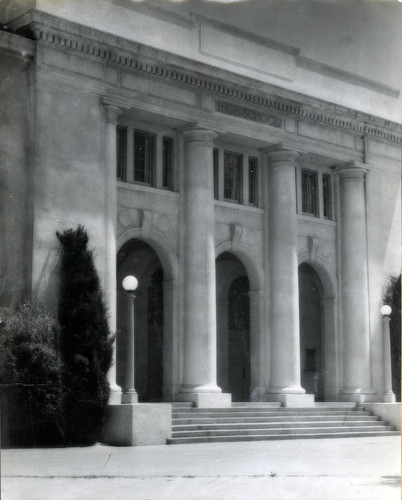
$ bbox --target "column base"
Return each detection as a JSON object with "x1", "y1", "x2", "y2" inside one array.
[
  {"x1": 266, "y1": 393, "x2": 315, "y2": 407},
  {"x1": 383, "y1": 392, "x2": 396, "y2": 403},
  {"x1": 250, "y1": 386, "x2": 268, "y2": 402},
  {"x1": 108, "y1": 384, "x2": 122, "y2": 405},
  {"x1": 180, "y1": 383, "x2": 222, "y2": 393},
  {"x1": 122, "y1": 391, "x2": 138, "y2": 404},
  {"x1": 338, "y1": 388, "x2": 377, "y2": 404},
  {"x1": 175, "y1": 392, "x2": 232, "y2": 408},
  {"x1": 102, "y1": 403, "x2": 172, "y2": 446}
]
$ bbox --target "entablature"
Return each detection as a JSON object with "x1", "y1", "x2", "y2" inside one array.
[{"x1": 8, "y1": 9, "x2": 402, "y2": 151}]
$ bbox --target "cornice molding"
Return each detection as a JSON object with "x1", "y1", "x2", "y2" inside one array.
[
  {"x1": 0, "y1": 29, "x2": 35, "y2": 59},
  {"x1": 10, "y1": 10, "x2": 402, "y2": 146}
]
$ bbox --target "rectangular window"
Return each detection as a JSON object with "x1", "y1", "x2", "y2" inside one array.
[
  {"x1": 116, "y1": 125, "x2": 127, "y2": 181},
  {"x1": 322, "y1": 173, "x2": 331, "y2": 219},
  {"x1": 224, "y1": 151, "x2": 242, "y2": 202},
  {"x1": 301, "y1": 169, "x2": 318, "y2": 216},
  {"x1": 162, "y1": 136, "x2": 173, "y2": 190},
  {"x1": 133, "y1": 130, "x2": 155, "y2": 185},
  {"x1": 248, "y1": 157, "x2": 258, "y2": 206},
  {"x1": 213, "y1": 148, "x2": 219, "y2": 200}
]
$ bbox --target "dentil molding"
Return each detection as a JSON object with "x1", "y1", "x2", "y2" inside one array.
[{"x1": 8, "y1": 9, "x2": 402, "y2": 146}]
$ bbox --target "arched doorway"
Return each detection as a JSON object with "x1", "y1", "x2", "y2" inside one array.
[
  {"x1": 116, "y1": 239, "x2": 164, "y2": 401},
  {"x1": 298, "y1": 263, "x2": 324, "y2": 400},
  {"x1": 216, "y1": 252, "x2": 250, "y2": 402}
]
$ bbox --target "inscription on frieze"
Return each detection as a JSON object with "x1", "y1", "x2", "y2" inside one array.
[{"x1": 215, "y1": 100, "x2": 282, "y2": 128}]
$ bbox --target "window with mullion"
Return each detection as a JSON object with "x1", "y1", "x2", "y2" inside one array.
[
  {"x1": 134, "y1": 130, "x2": 154, "y2": 185},
  {"x1": 301, "y1": 169, "x2": 318, "y2": 216},
  {"x1": 224, "y1": 151, "x2": 242, "y2": 202},
  {"x1": 162, "y1": 136, "x2": 173, "y2": 190},
  {"x1": 322, "y1": 173, "x2": 332, "y2": 219},
  {"x1": 248, "y1": 156, "x2": 258, "y2": 206}
]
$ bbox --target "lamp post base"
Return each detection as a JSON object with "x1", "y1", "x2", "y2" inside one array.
[{"x1": 122, "y1": 391, "x2": 138, "y2": 404}]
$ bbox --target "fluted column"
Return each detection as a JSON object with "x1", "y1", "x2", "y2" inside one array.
[
  {"x1": 103, "y1": 103, "x2": 122, "y2": 404},
  {"x1": 337, "y1": 164, "x2": 373, "y2": 402},
  {"x1": 266, "y1": 150, "x2": 311, "y2": 406},
  {"x1": 178, "y1": 128, "x2": 230, "y2": 407}
]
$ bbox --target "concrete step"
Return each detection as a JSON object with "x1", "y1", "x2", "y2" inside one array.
[
  {"x1": 168, "y1": 403, "x2": 397, "y2": 445},
  {"x1": 172, "y1": 410, "x2": 370, "y2": 418},
  {"x1": 172, "y1": 425, "x2": 393, "y2": 438},
  {"x1": 171, "y1": 402, "x2": 193, "y2": 408},
  {"x1": 173, "y1": 419, "x2": 384, "y2": 432},
  {"x1": 173, "y1": 407, "x2": 361, "y2": 414},
  {"x1": 167, "y1": 430, "x2": 400, "y2": 445},
  {"x1": 172, "y1": 414, "x2": 379, "y2": 426}
]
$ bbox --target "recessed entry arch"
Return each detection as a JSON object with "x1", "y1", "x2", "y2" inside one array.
[
  {"x1": 298, "y1": 255, "x2": 339, "y2": 401},
  {"x1": 116, "y1": 229, "x2": 178, "y2": 401},
  {"x1": 215, "y1": 242, "x2": 265, "y2": 401}
]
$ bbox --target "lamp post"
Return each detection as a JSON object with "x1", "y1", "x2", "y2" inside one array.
[
  {"x1": 380, "y1": 305, "x2": 396, "y2": 403},
  {"x1": 122, "y1": 275, "x2": 139, "y2": 404}
]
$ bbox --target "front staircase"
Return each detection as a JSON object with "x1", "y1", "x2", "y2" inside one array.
[{"x1": 168, "y1": 402, "x2": 399, "y2": 444}]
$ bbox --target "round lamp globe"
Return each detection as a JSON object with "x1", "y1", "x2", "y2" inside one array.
[{"x1": 122, "y1": 275, "x2": 139, "y2": 292}]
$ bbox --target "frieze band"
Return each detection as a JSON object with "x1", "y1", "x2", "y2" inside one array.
[{"x1": 215, "y1": 100, "x2": 282, "y2": 128}]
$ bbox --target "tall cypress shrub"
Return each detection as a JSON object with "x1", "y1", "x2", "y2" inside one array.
[{"x1": 56, "y1": 226, "x2": 114, "y2": 444}]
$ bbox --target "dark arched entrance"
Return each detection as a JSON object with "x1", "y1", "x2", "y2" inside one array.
[
  {"x1": 228, "y1": 276, "x2": 250, "y2": 401},
  {"x1": 298, "y1": 263, "x2": 324, "y2": 400},
  {"x1": 117, "y1": 239, "x2": 164, "y2": 401},
  {"x1": 216, "y1": 252, "x2": 250, "y2": 401}
]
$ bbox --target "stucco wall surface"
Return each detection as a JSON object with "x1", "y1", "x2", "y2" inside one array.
[
  {"x1": 28, "y1": 78, "x2": 108, "y2": 304},
  {"x1": 0, "y1": 47, "x2": 30, "y2": 307},
  {"x1": 364, "y1": 403, "x2": 401, "y2": 431}
]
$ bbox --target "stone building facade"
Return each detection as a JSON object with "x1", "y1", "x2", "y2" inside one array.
[{"x1": 1, "y1": 1, "x2": 401, "y2": 411}]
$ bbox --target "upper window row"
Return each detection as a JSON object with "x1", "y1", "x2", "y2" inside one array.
[
  {"x1": 213, "y1": 148, "x2": 259, "y2": 207},
  {"x1": 117, "y1": 126, "x2": 174, "y2": 191},
  {"x1": 116, "y1": 126, "x2": 333, "y2": 220},
  {"x1": 298, "y1": 168, "x2": 334, "y2": 220}
]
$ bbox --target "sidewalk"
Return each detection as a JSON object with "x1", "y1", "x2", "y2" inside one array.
[{"x1": 2, "y1": 436, "x2": 400, "y2": 500}]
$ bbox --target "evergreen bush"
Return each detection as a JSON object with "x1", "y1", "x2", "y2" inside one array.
[
  {"x1": 0, "y1": 301, "x2": 64, "y2": 446},
  {"x1": 56, "y1": 225, "x2": 114, "y2": 445}
]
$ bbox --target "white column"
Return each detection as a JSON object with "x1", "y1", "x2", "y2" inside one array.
[
  {"x1": 337, "y1": 164, "x2": 373, "y2": 402},
  {"x1": 381, "y1": 306, "x2": 396, "y2": 403},
  {"x1": 179, "y1": 129, "x2": 230, "y2": 407},
  {"x1": 266, "y1": 150, "x2": 312, "y2": 406},
  {"x1": 103, "y1": 103, "x2": 122, "y2": 404}
]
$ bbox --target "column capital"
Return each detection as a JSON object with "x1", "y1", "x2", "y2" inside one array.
[
  {"x1": 335, "y1": 162, "x2": 368, "y2": 182},
  {"x1": 266, "y1": 149, "x2": 299, "y2": 165},
  {"x1": 103, "y1": 103, "x2": 122, "y2": 125},
  {"x1": 182, "y1": 128, "x2": 217, "y2": 145}
]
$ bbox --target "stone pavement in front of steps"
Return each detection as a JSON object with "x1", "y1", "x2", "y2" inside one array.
[{"x1": 2, "y1": 435, "x2": 400, "y2": 500}]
